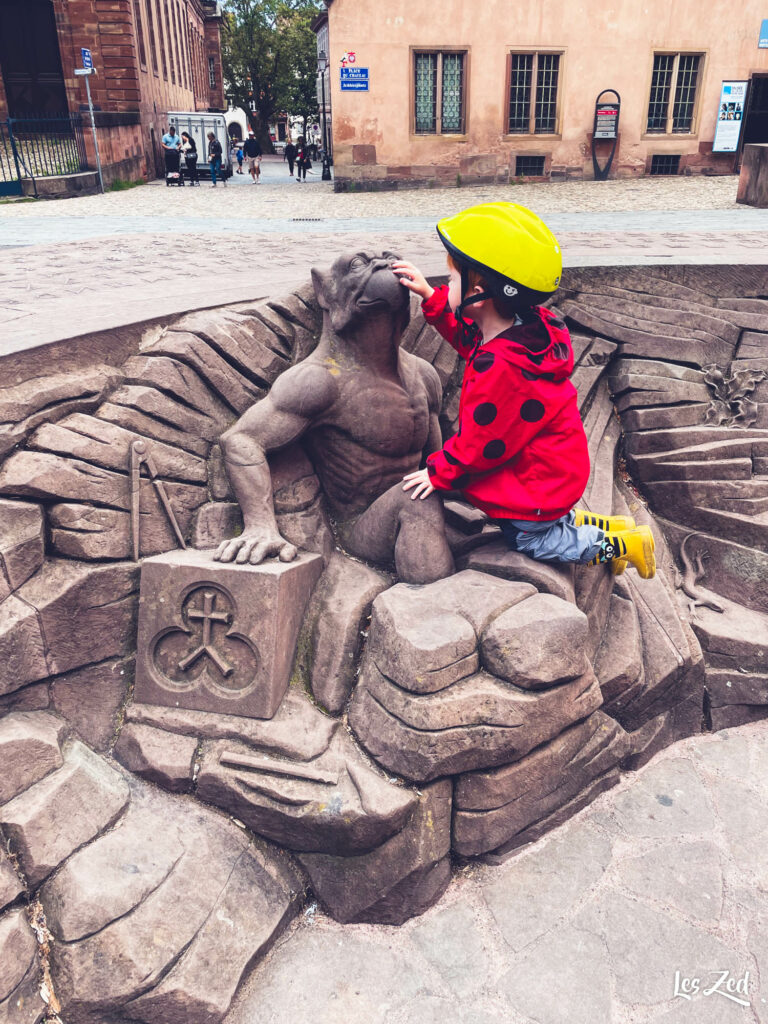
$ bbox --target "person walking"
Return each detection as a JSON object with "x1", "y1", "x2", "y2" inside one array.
[
  {"x1": 243, "y1": 130, "x2": 262, "y2": 183},
  {"x1": 207, "y1": 132, "x2": 226, "y2": 187},
  {"x1": 161, "y1": 125, "x2": 182, "y2": 176},
  {"x1": 284, "y1": 140, "x2": 297, "y2": 177},
  {"x1": 180, "y1": 132, "x2": 199, "y2": 185},
  {"x1": 295, "y1": 137, "x2": 312, "y2": 183},
  {"x1": 236, "y1": 144, "x2": 244, "y2": 174}
]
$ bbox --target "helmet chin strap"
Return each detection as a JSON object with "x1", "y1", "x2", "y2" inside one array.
[{"x1": 454, "y1": 265, "x2": 493, "y2": 356}]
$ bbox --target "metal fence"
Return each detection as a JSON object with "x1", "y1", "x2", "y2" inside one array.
[{"x1": 0, "y1": 113, "x2": 89, "y2": 196}]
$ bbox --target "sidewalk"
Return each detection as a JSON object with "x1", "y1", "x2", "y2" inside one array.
[{"x1": 225, "y1": 722, "x2": 768, "y2": 1024}]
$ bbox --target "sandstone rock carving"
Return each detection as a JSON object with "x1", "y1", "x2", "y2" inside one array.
[
  {"x1": 0, "y1": 264, "x2": 767, "y2": 1024},
  {"x1": 214, "y1": 251, "x2": 454, "y2": 585}
]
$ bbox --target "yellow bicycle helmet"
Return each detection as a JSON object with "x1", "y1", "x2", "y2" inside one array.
[{"x1": 436, "y1": 202, "x2": 562, "y2": 321}]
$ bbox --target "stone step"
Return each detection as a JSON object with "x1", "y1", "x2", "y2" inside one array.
[{"x1": 630, "y1": 458, "x2": 753, "y2": 482}]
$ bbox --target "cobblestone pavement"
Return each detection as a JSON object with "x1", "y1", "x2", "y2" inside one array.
[
  {"x1": 225, "y1": 722, "x2": 768, "y2": 1024},
  {"x1": 2, "y1": 164, "x2": 767, "y2": 354}
]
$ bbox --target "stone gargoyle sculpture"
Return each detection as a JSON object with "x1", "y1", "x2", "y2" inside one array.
[{"x1": 214, "y1": 250, "x2": 454, "y2": 585}]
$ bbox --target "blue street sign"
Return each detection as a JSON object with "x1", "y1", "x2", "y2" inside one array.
[
  {"x1": 760, "y1": 19, "x2": 768, "y2": 47},
  {"x1": 341, "y1": 67, "x2": 369, "y2": 92},
  {"x1": 81, "y1": 47, "x2": 93, "y2": 69}
]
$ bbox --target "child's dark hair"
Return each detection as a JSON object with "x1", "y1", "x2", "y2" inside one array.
[{"x1": 447, "y1": 253, "x2": 524, "y2": 319}]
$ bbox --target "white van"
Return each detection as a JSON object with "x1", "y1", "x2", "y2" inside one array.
[{"x1": 167, "y1": 111, "x2": 232, "y2": 179}]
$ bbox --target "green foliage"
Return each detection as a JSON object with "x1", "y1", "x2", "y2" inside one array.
[
  {"x1": 107, "y1": 178, "x2": 144, "y2": 191},
  {"x1": 221, "y1": 0, "x2": 323, "y2": 151}
]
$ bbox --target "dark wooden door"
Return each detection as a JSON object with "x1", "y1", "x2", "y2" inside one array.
[
  {"x1": 744, "y1": 74, "x2": 768, "y2": 145},
  {"x1": 0, "y1": 0, "x2": 68, "y2": 116}
]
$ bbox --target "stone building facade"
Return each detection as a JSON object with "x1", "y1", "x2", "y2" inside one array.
[
  {"x1": 0, "y1": 0, "x2": 225, "y2": 183},
  {"x1": 321, "y1": 0, "x2": 768, "y2": 189}
]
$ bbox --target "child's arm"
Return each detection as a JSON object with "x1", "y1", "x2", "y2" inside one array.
[{"x1": 392, "y1": 261, "x2": 474, "y2": 357}]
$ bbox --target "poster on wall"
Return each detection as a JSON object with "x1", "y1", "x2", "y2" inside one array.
[{"x1": 712, "y1": 81, "x2": 748, "y2": 152}]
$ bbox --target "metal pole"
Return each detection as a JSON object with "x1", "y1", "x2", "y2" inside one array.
[
  {"x1": 320, "y1": 68, "x2": 331, "y2": 181},
  {"x1": 84, "y1": 72, "x2": 104, "y2": 193}
]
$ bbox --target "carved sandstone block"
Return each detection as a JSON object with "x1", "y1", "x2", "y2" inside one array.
[
  {"x1": 0, "y1": 740, "x2": 130, "y2": 887},
  {"x1": 0, "y1": 711, "x2": 68, "y2": 805},
  {"x1": 0, "y1": 500, "x2": 44, "y2": 600},
  {"x1": 134, "y1": 549, "x2": 323, "y2": 719}
]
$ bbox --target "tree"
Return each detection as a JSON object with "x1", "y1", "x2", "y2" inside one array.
[{"x1": 221, "y1": 0, "x2": 323, "y2": 152}]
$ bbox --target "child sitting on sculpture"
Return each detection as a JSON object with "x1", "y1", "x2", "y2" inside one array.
[{"x1": 393, "y1": 201, "x2": 655, "y2": 578}]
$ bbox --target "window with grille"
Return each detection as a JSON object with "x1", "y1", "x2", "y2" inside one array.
[
  {"x1": 508, "y1": 52, "x2": 561, "y2": 134},
  {"x1": 515, "y1": 155, "x2": 546, "y2": 176},
  {"x1": 155, "y1": 0, "x2": 167, "y2": 78},
  {"x1": 414, "y1": 51, "x2": 466, "y2": 134},
  {"x1": 650, "y1": 154, "x2": 681, "y2": 175},
  {"x1": 208, "y1": 56, "x2": 216, "y2": 89},
  {"x1": 646, "y1": 53, "x2": 702, "y2": 133}
]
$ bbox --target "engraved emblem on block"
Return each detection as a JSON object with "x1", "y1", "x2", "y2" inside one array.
[{"x1": 150, "y1": 584, "x2": 260, "y2": 699}]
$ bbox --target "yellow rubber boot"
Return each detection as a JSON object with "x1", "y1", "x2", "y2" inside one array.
[
  {"x1": 573, "y1": 509, "x2": 636, "y2": 532},
  {"x1": 589, "y1": 526, "x2": 656, "y2": 579}
]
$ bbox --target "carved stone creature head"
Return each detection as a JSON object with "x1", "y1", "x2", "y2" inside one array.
[{"x1": 311, "y1": 251, "x2": 411, "y2": 337}]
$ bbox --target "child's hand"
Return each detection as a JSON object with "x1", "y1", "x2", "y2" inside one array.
[
  {"x1": 391, "y1": 261, "x2": 434, "y2": 302},
  {"x1": 402, "y1": 468, "x2": 435, "y2": 500}
]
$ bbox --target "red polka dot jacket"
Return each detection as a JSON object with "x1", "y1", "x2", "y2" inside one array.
[{"x1": 422, "y1": 285, "x2": 591, "y2": 522}]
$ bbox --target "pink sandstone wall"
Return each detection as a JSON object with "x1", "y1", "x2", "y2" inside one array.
[{"x1": 325, "y1": 0, "x2": 768, "y2": 186}]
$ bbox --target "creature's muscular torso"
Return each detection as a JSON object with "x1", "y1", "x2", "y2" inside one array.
[{"x1": 298, "y1": 356, "x2": 437, "y2": 517}]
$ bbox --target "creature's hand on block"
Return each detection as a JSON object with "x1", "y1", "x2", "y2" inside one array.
[{"x1": 214, "y1": 527, "x2": 298, "y2": 565}]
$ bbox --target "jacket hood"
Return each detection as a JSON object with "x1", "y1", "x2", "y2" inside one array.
[{"x1": 481, "y1": 307, "x2": 573, "y2": 382}]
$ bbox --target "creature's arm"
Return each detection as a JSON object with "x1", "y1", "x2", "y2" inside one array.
[
  {"x1": 215, "y1": 363, "x2": 336, "y2": 564},
  {"x1": 421, "y1": 360, "x2": 444, "y2": 460}
]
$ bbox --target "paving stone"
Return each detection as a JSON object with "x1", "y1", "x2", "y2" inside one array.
[
  {"x1": 0, "y1": 711, "x2": 67, "y2": 805},
  {"x1": 687, "y1": 730, "x2": 752, "y2": 776},
  {"x1": 705, "y1": 774, "x2": 768, "y2": 889},
  {"x1": 602, "y1": 891, "x2": 749, "y2": 1006},
  {"x1": 480, "y1": 820, "x2": 611, "y2": 953},
  {"x1": 223, "y1": 929, "x2": 429, "y2": 1024},
  {"x1": 113, "y1": 722, "x2": 197, "y2": 793},
  {"x1": 49, "y1": 658, "x2": 131, "y2": 752},
  {"x1": 297, "y1": 779, "x2": 451, "y2": 924},
  {"x1": 411, "y1": 902, "x2": 493, "y2": 997},
  {"x1": 615, "y1": 840, "x2": 723, "y2": 924},
  {"x1": 609, "y1": 758, "x2": 715, "y2": 838},
  {"x1": 497, "y1": 909, "x2": 611, "y2": 1024},
  {"x1": 0, "y1": 740, "x2": 130, "y2": 887}
]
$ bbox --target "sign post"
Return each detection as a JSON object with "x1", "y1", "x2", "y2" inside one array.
[
  {"x1": 591, "y1": 89, "x2": 621, "y2": 181},
  {"x1": 75, "y1": 48, "x2": 104, "y2": 194},
  {"x1": 713, "y1": 80, "x2": 748, "y2": 154}
]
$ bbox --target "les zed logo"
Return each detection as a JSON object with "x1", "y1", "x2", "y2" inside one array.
[{"x1": 674, "y1": 970, "x2": 750, "y2": 1006}]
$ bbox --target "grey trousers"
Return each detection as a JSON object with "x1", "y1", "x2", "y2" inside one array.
[{"x1": 498, "y1": 510, "x2": 603, "y2": 564}]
